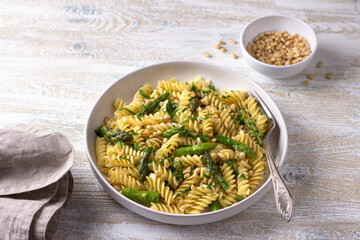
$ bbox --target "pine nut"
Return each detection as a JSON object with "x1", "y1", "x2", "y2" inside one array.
[
  {"x1": 306, "y1": 74, "x2": 315, "y2": 80},
  {"x1": 229, "y1": 39, "x2": 237, "y2": 44},
  {"x1": 203, "y1": 52, "x2": 211, "y2": 58},
  {"x1": 316, "y1": 61, "x2": 323, "y2": 68},
  {"x1": 302, "y1": 80, "x2": 309, "y2": 86},
  {"x1": 325, "y1": 73, "x2": 333, "y2": 79}
]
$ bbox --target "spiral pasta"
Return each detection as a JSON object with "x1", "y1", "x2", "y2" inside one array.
[
  {"x1": 95, "y1": 77, "x2": 270, "y2": 214},
  {"x1": 150, "y1": 202, "x2": 184, "y2": 214}
]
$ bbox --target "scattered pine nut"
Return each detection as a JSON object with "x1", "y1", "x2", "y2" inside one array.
[
  {"x1": 302, "y1": 80, "x2": 309, "y2": 86},
  {"x1": 229, "y1": 39, "x2": 237, "y2": 44},
  {"x1": 239, "y1": 152, "x2": 246, "y2": 160},
  {"x1": 203, "y1": 52, "x2": 211, "y2": 58},
  {"x1": 325, "y1": 73, "x2": 333, "y2": 79},
  {"x1": 218, "y1": 40, "x2": 225, "y2": 45},
  {"x1": 306, "y1": 74, "x2": 315, "y2": 80},
  {"x1": 164, "y1": 159, "x2": 170, "y2": 168},
  {"x1": 231, "y1": 53, "x2": 238, "y2": 59},
  {"x1": 316, "y1": 61, "x2": 323, "y2": 68},
  {"x1": 215, "y1": 44, "x2": 221, "y2": 50},
  {"x1": 220, "y1": 47, "x2": 227, "y2": 53}
]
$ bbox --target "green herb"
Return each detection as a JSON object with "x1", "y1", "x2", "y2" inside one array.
[
  {"x1": 208, "y1": 181, "x2": 213, "y2": 189},
  {"x1": 209, "y1": 86, "x2": 216, "y2": 91},
  {"x1": 169, "y1": 161, "x2": 183, "y2": 180},
  {"x1": 185, "y1": 115, "x2": 197, "y2": 121},
  {"x1": 161, "y1": 86, "x2": 173, "y2": 92},
  {"x1": 235, "y1": 109, "x2": 245, "y2": 124},
  {"x1": 139, "y1": 89, "x2": 152, "y2": 99},
  {"x1": 179, "y1": 119, "x2": 189, "y2": 125},
  {"x1": 235, "y1": 196, "x2": 244, "y2": 202},
  {"x1": 166, "y1": 101, "x2": 179, "y2": 119},
  {"x1": 201, "y1": 89, "x2": 211, "y2": 96},
  {"x1": 238, "y1": 173, "x2": 247, "y2": 180},
  {"x1": 203, "y1": 173, "x2": 211, "y2": 179},
  {"x1": 225, "y1": 160, "x2": 235, "y2": 166},
  {"x1": 199, "y1": 114, "x2": 211, "y2": 121},
  {"x1": 181, "y1": 107, "x2": 189, "y2": 113},
  {"x1": 191, "y1": 82, "x2": 196, "y2": 92},
  {"x1": 121, "y1": 156, "x2": 130, "y2": 161},
  {"x1": 118, "y1": 107, "x2": 136, "y2": 115},
  {"x1": 134, "y1": 142, "x2": 139, "y2": 151},
  {"x1": 130, "y1": 129, "x2": 138, "y2": 136}
]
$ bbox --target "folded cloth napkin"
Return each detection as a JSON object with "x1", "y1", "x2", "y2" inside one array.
[{"x1": 0, "y1": 126, "x2": 74, "y2": 240}]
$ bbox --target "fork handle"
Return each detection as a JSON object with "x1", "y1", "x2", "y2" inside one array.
[{"x1": 265, "y1": 141, "x2": 293, "y2": 222}]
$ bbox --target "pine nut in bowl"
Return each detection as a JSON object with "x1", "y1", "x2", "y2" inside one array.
[{"x1": 240, "y1": 15, "x2": 317, "y2": 79}]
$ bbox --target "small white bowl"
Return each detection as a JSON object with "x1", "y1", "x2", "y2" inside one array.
[
  {"x1": 240, "y1": 15, "x2": 317, "y2": 79},
  {"x1": 85, "y1": 61, "x2": 288, "y2": 225}
]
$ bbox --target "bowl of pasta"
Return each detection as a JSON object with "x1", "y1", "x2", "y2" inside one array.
[{"x1": 85, "y1": 61, "x2": 288, "y2": 225}]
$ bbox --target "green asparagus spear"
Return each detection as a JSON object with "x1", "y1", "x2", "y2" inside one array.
[
  {"x1": 162, "y1": 126, "x2": 209, "y2": 142},
  {"x1": 244, "y1": 119, "x2": 263, "y2": 147},
  {"x1": 137, "y1": 92, "x2": 170, "y2": 116},
  {"x1": 204, "y1": 151, "x2": 229, "y2": 191},
  {"x1": 216, "y1": 135, "x2": 256, "y2": 159},
  {"x1": 121, "y1": 188, "x2": 159, "y2": 203},
  {"x1": 236, "y1": 109, "x2": 263, "y2": 147},
  {"x1": 138, "y1": 147, "x2": 153, "y2": 182},
  {"x1": 189, "y1": 97, "x2": 199, "y2": 112},
  {"x1": 96, "y1": 125, "x2": 133, "y2": 143},
  {"x1": 174, "y1": 143, "x2": 217, "y2": 157},
  {"x1": 209, "y1": 201, "x2": 221, "y2": 211}
]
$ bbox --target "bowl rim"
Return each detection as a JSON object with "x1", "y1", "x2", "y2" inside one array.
[
  {"x1": 84, "y1": 60, "x2": 289, "y2": 218},
  {"x1": 240, "y1": 14, "x2": 318, "y2": 69}
]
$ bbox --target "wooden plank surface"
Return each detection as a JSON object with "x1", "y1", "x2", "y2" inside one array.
[{"x1": 0, "y1": 0, "x2": 359, "y2": 239}]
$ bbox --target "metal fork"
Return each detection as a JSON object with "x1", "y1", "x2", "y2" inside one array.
[{"x1": 249, "y1": 89, "x2": 293, "y2": 222}]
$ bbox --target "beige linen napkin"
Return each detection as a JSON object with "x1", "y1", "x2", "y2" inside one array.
[{"x1": 0, "y1": 126, "x2": 74, "y2": 240}]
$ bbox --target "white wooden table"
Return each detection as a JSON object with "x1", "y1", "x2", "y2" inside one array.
[{"x1": 1, "y1": 1, "x2": 359, "y2": 239}]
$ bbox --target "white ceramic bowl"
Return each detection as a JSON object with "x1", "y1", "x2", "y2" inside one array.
[
  {"x1": 240, "y1": 15, "x2": 317, "y2": 79},
  {"x1": 84, "y1": 61, "x2": 288, "y2": 225}
]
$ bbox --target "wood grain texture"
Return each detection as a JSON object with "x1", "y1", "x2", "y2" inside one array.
[{"x1": 0, "y1": 0, "x2": 359, "y2": 239}]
